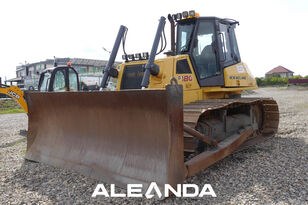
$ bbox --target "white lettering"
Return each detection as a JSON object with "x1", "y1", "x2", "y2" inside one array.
[
  {"x1": 183, "y1": 184, "x2": 199, "y2": 197},
  {"x1": 164, "y1": 184, "x2": 181, "y2": 197},
  {"x1": 92, "y1": 183, "x2": 217, "y2": 198},
  {"x1": 8, "y1": 90, "x2": 20, "y2": 99},
  {"x1": 92, "y1": 184, "x2": 109, "y2": 197},
  {"x1": 145, "y1": 182, "x2": 162, "y2": 199},
  {"x1": 199, "y1": 184, "x2": 217, "y2": 197},
  {"x1": 110, "y1": 184, "x2": 126, "y2": 197},
  {"x1": 127, "y1": 184, "x2": 143, "y2": 197}
]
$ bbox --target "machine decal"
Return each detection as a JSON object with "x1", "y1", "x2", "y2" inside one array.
[
  {"x1": 178, "y1": 75, "x2": 193, "y2": 82},
  {"x1": 229, "y1": 76, "x2": 246, "y2": 80},
  {"x1": 8, "y1": 90, "x2": 20, "y2": 99}
]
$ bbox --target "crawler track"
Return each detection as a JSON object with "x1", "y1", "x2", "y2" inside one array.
[{"x1": 182, "y1": 97, "x2": 279, "y2": 177}]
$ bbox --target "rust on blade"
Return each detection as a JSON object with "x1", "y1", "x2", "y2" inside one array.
[{"x1": 25, "y1": 85, "x2": 184, "y2": 190}]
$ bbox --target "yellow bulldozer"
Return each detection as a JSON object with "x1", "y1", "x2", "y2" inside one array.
[{"x1": 1, "y1": 11, "x2": 279, "y2": 192}]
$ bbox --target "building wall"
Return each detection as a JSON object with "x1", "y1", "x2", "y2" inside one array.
[
  {"x1": 76, "y1": 65, "x2": 104, "y2": 75},
  {"x1": 16, "y1": 70, "x2": 26, "y2": 78},
  {"x1": 266, "y1": 72, "x2": 294, "y2": 78},
  {"x1": 279, "y1": 72, "x2": 293, "y2": 78},
  {"x1": 279, "y1": 73, "x2": 287, "y2": 78},
  {"x1": 14, "y1": 58, "x2": 110, "y2": 90},
  {"x1": 286, "y1": 72, "x2": 293, "y2": 78}
]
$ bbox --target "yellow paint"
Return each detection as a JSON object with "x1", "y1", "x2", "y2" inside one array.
[
  {"x1": 185, "y1": 12, "x2": 200, "y2": 19},
  {"x1": 224, "y1": 62, "x2": 257, "y2": 87},
  {"x1": 114, "y1": 55, "x2": 257, "y2": 104},
  {"x1": 0, "y1": 86, "x2": 28, "y2": 113}
]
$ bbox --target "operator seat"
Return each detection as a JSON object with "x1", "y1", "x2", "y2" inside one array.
[{"x1": 200, "y1": 41, "x2": 217, "y2": 77}]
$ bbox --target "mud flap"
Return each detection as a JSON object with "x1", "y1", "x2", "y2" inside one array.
[{"x1": 25, "y1": 85, "x2": 184, "y2": 191}]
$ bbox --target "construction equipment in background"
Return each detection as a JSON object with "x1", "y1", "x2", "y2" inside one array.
[
  {"x1": 7, "y1": 11, "x2": 280, "y2": 193},
  {"x1": 0, "y1": 64, "x2": 80, "y2": 113},
  {"x1": 37, "y1": 64, "x2": 100, "y2": 91},
  {"x1": 0, "y1": 83, "x2": 28, "y2": 112},
  {"x1": 37, "y1": 64, "x2": 80, "y2": 92}
]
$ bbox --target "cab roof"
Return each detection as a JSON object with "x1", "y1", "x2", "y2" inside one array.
[{"x1": 177, "y1": 17, "x2": 239, "y2": 25}]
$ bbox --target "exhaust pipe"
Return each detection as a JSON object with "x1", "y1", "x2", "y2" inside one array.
[{"x1": 167, "y1": 14, "x2": 176, "y2": 53}]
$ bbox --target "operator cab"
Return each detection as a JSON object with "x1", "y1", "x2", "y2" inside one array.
[
  {"x1": 174, "y1": 12, "x2": 241, "y2": 86},
  {"x1": 38, "y1": 64, "x2": 80, "y2": 92},
  {"x1": 102, "y1": 11, "x2": 244, "y2": 90}
]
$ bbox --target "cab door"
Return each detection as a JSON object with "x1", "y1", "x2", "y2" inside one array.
[
  {"x1": 51, "y1": 68, "x2": 67, "y2": 91},
  {"x1": 190, "y1": 20, "x2": 224, "y2": 87}
]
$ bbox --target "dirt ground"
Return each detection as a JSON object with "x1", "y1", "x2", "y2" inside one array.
[{"x1": 0, "y1": 87, "x2": 307, "y2": 204}]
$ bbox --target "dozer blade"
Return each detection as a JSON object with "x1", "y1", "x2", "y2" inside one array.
[{"x1": 25, "y1": 85, "x2": 184, "y2": 191}]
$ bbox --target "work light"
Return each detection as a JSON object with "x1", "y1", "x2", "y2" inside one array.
[
  {"x1": 142, "y1": 52, "x2": 149, "y2": 60},
  {"x1": 182, "y1": 11, "x2": 188, "y2": 18},
  {"x1": 172, "y1": 14, "x2": 177, "y2": 21},
  {"x1": 189, "y1": 10, "x2": 195, "y2": 17},
  {"x1": 122, "y1": 54, "x2": 127, "y2": 60},
  {"x1": 176, "y1": 13, "x2": 182, "y2": 20},
  {"x1": 135, "y1": 53, "x2": 142, "y2": 60},
  {"x1": 128, "y1": 54, "x2": 135, "y2": 61}
]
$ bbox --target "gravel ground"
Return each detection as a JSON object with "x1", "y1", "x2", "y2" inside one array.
[{"x1": 0, "y1": 87, "x2": 307, "y2": 204}]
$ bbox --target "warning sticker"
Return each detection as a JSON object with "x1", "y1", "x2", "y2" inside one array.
[
  {"x1": 237, "y1": 65, "x2": 245, "y2": 73},
  {"x1": 178, "y1": 75, "x2": 193, "y2": 82}
]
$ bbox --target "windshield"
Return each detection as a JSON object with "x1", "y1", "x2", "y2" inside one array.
[{"x1": 176, "y1": 23, "x2": 195, "y2": 54}]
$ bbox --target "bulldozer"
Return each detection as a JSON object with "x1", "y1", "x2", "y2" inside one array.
[{"x1": 1, "y1": 11, "x2": 279, "y2": 193}]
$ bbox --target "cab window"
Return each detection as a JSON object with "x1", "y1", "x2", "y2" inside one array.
[
  {"x1": 176, "y1": 23, "x2": 195, "y2": 54},
  {"x1": 218, "y1": 23, "x2": 232, "y2": 63},
  {"x1": 69, "y1": 68, "x2": 78, "y2": 91},
  {"x1": 191, "y1": 21, "x2": 219, "y2": 79},
  {"x1": 176, "y1": 59, "x2": 192, "y2": 74},
  {"x1": 40, "y1": 72, "x2": 51, "y2": 92},
  {"x1": 53, "y1": 70, "x2": 67, "y2": 91},
  {"x1": 229, "y1": 25, "x2": 241, "y2": 62}
]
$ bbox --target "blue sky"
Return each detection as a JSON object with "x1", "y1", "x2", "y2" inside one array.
[{"x1": 0, "y1": 0, "x2": 307, "y2": 79}]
